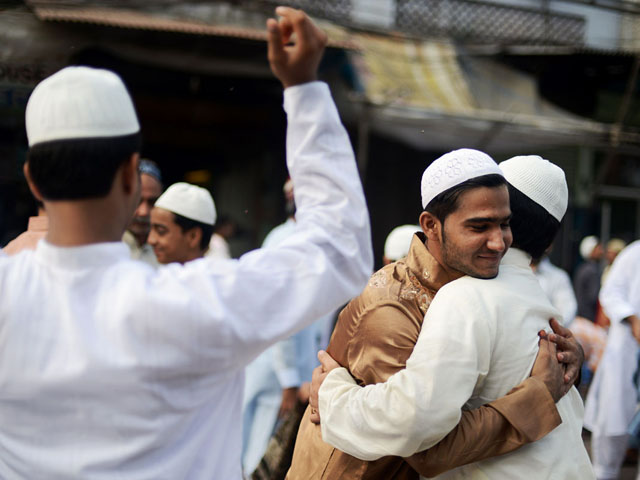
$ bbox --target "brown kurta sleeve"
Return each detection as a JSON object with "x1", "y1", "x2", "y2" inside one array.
[
  {"x1": 405, "y1": 376, "x2": 562, "y2": 478},
  {"x1": 344, "y1": 303, "x2": 423, "y2": 384}
]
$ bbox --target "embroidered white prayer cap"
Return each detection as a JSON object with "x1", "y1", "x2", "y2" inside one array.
[
  {"x1": 25, "y1": 66, "x2": 140, "y2": 147},
  {"x1": 579, "y1": 235, "x2": 599, "y2": 259},
  {"x1": 421, "y1": 149, "x2": 502, "y2": 209},
  {"x1": 384, "y1": 225, "x2": 419, "y2": 261},
  {"x1": 500, "y1": 155, "x2": 568, "y2": 222},
  {"x1": 155, "y1": 182, "x2": 217, "y2": 226}
]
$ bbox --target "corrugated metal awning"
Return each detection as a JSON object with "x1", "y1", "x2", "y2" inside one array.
[
  {"x1": 26, "y1": 1, "x2": 358, "y2": 49},
  {"x1": 348, "y1": 32, "x2": 635, "y2": 153}
]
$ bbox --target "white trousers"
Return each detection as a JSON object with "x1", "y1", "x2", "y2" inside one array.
[
  {"x1": 591, "y1": 433, "x2": 640, "y2": 480},
  {"x1": 242, "y1": 350, "x2": 281, "y2": 475}
]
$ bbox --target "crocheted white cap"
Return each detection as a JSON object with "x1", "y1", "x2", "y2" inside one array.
[
  {"x1": 155, "y1": 182, "x2": 217, "y2": 226},
  {"x1": 26, "y1": 66, "x2": 140, "y2": 147},
  {"x1": 500, "y1": 155, "x2": 568, "y2": 222},
  {"x1": 384, "y1": 224, "x2": 420, "y2": 261},
  {"x1": 579, "y1": 235, "x2": 599, "y2": 259},
  {"x1": 421, "y1": 149, "x2": 502, "y2": 209}
]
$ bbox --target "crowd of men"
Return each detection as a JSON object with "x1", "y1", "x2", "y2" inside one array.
[{"x1": 1, "y1": 6, "x2": 639, "y2": 480}]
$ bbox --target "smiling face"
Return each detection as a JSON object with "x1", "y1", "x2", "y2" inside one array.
[
  {"x1": 424, "y1": 185, "x2": 513, "y2": 280},
  {"x1": 148, "y1": 207, "x2": 194, "y2": 264}
]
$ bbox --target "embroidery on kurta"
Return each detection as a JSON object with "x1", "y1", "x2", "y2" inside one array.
[{"x1": 369, "y1": 270, "x2": 388, "y2": 288}]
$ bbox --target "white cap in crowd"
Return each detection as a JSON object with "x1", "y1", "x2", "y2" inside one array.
[
  {"x1": 500, "y1": 155, "x2": 568, "y2": 222},
  {"x1": 155, "y1": 182, "x2": 217, "y2": 226},
  {"x1": 580, "y1": 235, "x2": 599, "y2": 260},
  {"x1": 25, "y1": 66, "x2": 140, "y2": 147},
  {"x1": 384, "y1": 225, "x2": 419, "y2": 261},
  {"x1": 421, "y1": 149, "x2": 502, "y2": 209}
]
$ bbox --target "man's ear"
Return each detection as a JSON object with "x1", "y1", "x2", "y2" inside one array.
[
  {"x1": 186, "y1": 227, "x2": 202, "y2": 250},
  {"x1": 121, "y1": 153, "x2": 140, "y2": 195},
  {"x1": 23, "y1": 162, "x2": 44, "y2": 202},
  {"x1": 419, "y1": 211, "x2": 441, "y2": 242}
]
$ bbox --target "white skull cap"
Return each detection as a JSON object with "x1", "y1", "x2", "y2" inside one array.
[
  {"x1": 421, "y1": 149, "x2": 502, "y2": 209},
  {"x1": 500, "y1": 155, "x2": 568, "y2": 222},
  {"x1": 579, "y1": 235, "x2": 599, "y2": 260},
  {"x1": 155, "y1": 182, "x2": 217, "y2": 226},
  {"x1": 26, "y1": 66, "x2": 139, "y2": 147},
  {"x1": 384, "y1": 225, "x2": 420, "y2": 261}
]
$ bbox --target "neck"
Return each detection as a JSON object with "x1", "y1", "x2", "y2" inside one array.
[
  {"x1": 423, "y1": 239, "x2": 465, "y2": 282},
  {"x1": 181, "y1": 251, "x2": 204, "y2": 264},
  {"x1": 45, "y1": 199, "x2": 128, "y2": 247}
]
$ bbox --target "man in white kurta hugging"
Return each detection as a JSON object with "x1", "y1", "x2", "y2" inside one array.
[{"x1": 314, "y1": 155, "x2": 595, "y2": 479}]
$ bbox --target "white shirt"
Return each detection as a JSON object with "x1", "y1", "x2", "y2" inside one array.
[
  {"x1": 0, "y1": 82, "x2": 372, "y2": 480},
  {"x1": 262, "y1": 217, "x2": 296, "y2": 251},
  {"x1": 122, "y1": 230, "x2": 159, "y2": 268},
  {"x1": 319, "y1": 248, "x2": 594, "y2": 479},
  {"x1": 534, "y1": 257, "x2": 577, "y2": 327},
  {"x1": 584, "y1": 240, "x2": 640, "y2": 436},
  {"x1": 206, "y1": 233, "x2": 231, "y2": 259}
]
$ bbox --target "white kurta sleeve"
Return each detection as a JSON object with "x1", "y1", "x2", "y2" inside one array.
[
  {"x1": 552, "y1": 270, "x2": 577, "y2": 326},
  {"x1": 318, "y1": 281, "x2": 492, "y2": 460},
  {"x1": 599, "y1": 242, "x2": 640, "y2": 324},
  {"x1": 145, "y1": 82, "x2": 372, "y2": 373}
]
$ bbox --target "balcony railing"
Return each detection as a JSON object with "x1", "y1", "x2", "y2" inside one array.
[{"x1": 255, "y1": 0, "x2": 585, "y2": 46}]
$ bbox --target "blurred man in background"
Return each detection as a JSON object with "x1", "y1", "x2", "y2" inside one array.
[
  {"x1": 574, "y1": 235, "x2": 604, "y2": 323},
  {"x1": 123, "y1": 158, "x2": 163, "y2": 266},
  {"x1": 531, "y1": 249, "x2": 577, "y2": 328},
  {"x1": 148, "y1": 182, "x2": 215, "y2": 265},
  {"x1": 3, "y1": 200, "x2": 48, "y2": 255},
  {"x1": 585, "y1": 240, "x2": 640, "y2": 480},
  {"x1": 382, "y1": 224, "x2": 420, "y2": 266}
]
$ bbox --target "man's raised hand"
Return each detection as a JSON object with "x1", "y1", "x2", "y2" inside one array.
[{"x1": 266, "y1": 7, "x2": 328, "y2": 88}]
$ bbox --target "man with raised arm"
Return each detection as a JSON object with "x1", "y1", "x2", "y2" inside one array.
[{"x1": 0, "y1": 8, "x2": 371, "y2": 479}]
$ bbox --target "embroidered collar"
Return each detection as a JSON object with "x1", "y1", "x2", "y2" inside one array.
[{"x1": 404, "y1": 232, "x2": 455, "y2": 292}]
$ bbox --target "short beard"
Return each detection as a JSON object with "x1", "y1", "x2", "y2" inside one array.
[{"x1": 441, "y1": 227, "x2": 498, "y2": 280}]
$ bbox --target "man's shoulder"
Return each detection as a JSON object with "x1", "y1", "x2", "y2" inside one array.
[
  {"x1": 619, "y1": 240, "x2": 640, "y2": 260},
  {"x1": 436, "y1": 274, "x2": 485, "y2": 295},
  {"x1": 431, "y1": 272, "x2": 511, "y2": 312},
  {"x1": 329, "y1": 263, "x2": 426, "y2": 355},
  {"x1": 355, "y1": 262, "x2": 431, "y2": 311}
]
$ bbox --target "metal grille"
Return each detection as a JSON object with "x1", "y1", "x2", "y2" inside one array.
[
  {"x1": 257, "y1": 0, "x2": 353, "y2": 25},
  {"x1": 397, "y1": 0, "x2": 585, "y2": 45}
]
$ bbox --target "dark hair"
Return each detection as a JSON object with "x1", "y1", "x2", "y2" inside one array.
[
  {"x1": 26, "y1": 133, "x2": 141, "y2": 200},
  {"x1": 173, "y1": 213, "x2": 214, "y2": 251},
  {"x1": 507, "y1": 184, "x2": 560, "y2": 259},
  {"x1": 425, "y1": 174, "x2": 507, "y2": 225}
]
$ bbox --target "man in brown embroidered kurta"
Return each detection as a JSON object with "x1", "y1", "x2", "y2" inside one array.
[
  {"x1": 286, "y1": 233, "x2": 563, "y2": 479},
  {"x1": 3, "y1": 213, "x2": 48, "y2": 255}
]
